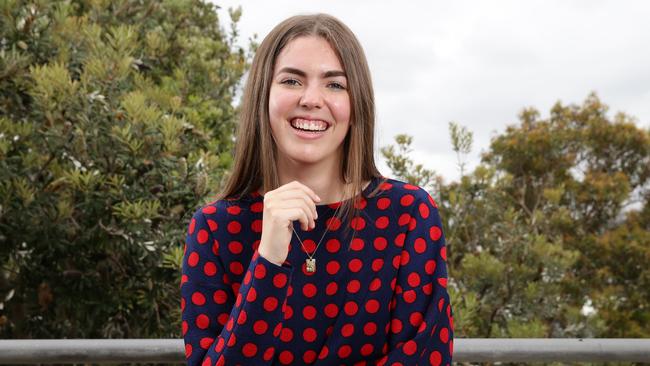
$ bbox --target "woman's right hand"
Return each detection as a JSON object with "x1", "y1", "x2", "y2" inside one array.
[{"x1": 257, "y1": 181, "x2": 321, "y2": 266}]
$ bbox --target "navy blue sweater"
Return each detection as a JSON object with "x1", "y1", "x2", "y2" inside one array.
[{"x1": 181, "y1": 176, "x2": 454, "y2": 365}]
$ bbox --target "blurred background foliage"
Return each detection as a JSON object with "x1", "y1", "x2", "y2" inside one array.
[
  {"x1": 0, "y1": 0, "x2": 248, "y2": 337},
  {"x1": 1, "y1": 0, "x2": 649, "y2": 347}
]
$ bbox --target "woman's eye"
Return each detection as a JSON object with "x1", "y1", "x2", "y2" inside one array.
[
  {"x1": 328, "y1": 82, "x2": 346, "y2": 90},
  {"x1": 281, "y1": 79, "x2": 300, "y2": 86}
]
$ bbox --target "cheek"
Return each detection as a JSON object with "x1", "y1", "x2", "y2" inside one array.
[{"x1": 330, "y1": 96, "x2": 351, "y2": 123}]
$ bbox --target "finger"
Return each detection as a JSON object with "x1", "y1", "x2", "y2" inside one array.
[
  {"x1": 288, "y1": 180, "x2": 322, "y2": 203},
  {"x1": 275, "y1": 191, "x2": 318, "y2": 221}
]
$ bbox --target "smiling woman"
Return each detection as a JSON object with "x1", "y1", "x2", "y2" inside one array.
[{"x1": 181, "y1": 13, "x2": 453, "y2": 366}]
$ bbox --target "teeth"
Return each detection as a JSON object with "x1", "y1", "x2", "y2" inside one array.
[{"x1": 290, "y1": 118, "x2": 328, "y2": 131}]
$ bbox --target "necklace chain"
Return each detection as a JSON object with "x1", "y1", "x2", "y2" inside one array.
[{"x1": 291, "y1": 202, "x2": 342, "y2": 263}]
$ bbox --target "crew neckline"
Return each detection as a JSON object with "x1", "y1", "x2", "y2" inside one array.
[{"x1": 252, "y1": 176, "x2": 382, "y2": 209}]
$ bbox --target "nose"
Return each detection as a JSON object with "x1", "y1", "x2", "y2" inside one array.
[{"x1": 299, "y1": 83, "x2": 324, "y2": 109}]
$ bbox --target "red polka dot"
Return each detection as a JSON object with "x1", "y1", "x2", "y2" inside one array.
[
  {"x1": 324, "y1": 303, "x2": 339, "y2": 318},
  {"x1": 348, "y1": 258, "x2": 363, "y2": 272},
  {"x1": 363, "y1": 322, "x2": 377, "y2": 335},
  {"x1": 263, "y1": 296, "x2": 278, "y2": 311},
  {"x1": 326, "y1": 282, "x2": 338, "y2": 295},
  {"x1": 242, "y1": 342, "x2": 257, "y2": 357},
  {"x1": 251, "y1": 202, "x2": 263, "y2": 212},
  {"x1": 400, "y1": 251, "x2": 410, "y2": 265},
  {"x1": 251, "y1": 219, "x2": 262, "y2": 232},
  {"x1": 191, "y1": 292, "x2": 206, "y2": 306},
  {"x1": 280, "y1": 327, "x2": 294, "y2": 342},
  {"x1": 273, "y1": 273, "x2": 288, "y2": 288},
  {"x1": 351, "y1": 216, "x2": 366, "y2": 230},
  {"x1": 414, "y1": 238, "x2": 427, "y2": 253},
  {"x1": 369, "y1": 278, "x2": 382, "y2": 291},
  {"x1": 361, "y1": 343, "x2": 374, "y2": 356},
  {"x1": 195, "y1": 314, "x2": 209, "y2": 329},
  {"x1": 430, "y1": 226, "x2": 442, "y2": 241},
  {"x1": 303, "y1": 327, "x2": 317, "y2": 342},
  {"x1": 228, "y1": 241, "x2": 243, "y2": 254},
  {"x1": 377, "y1": 197, "x2": 391, "y2": 210},
  {"x1": 202, "y1": 206, "x2": 217, "y2": 214},
  {"x1": 350, "y1": 238, "x2": 365, "y2": 250},
  {"x1": 227, "y1": 221, "x2": 241, "y2": 234},
  {"x1": 203, "y1": 262, "x2": 217, "y2": 276},
  {"x1": 213, "y1": 289, "x2": 227, "y2": 304},
  {"x1": 365, "y1": 299, "x2": 380, "y2": 313},
  {"x1": 188, "y1": 219, "x2": 196, "y2": 235},
  {"x1": 338, "y1": 345, "x2": 352, "y2": 358},
  {"x1": 372, "y1": 258, "x2": 384, "y2": 272},
  {"x1": 303, "y1": 350, "x2": 317, "y2": 363},
  {"x1": 344, "y1": 301, "x2": 358, "y2": 316},
  {"x1": 199, "y1": 337, "x2": 213, "y2": 349},
  {"x1": 326, "y1": 260, "x2": 340, "y2": 275},
  {"x1": 302, "y1": 283, "x2": 317, "y2": 298},
  {"x1": 230, "y1": 261, "x2": 243, "y2": 275},
  {"x1": 410, "y1": 312, "x2": 424, "y2": 327},
  {"x1": 374, "y1": 237, "x2": 388, "y2": 251},
  {"x1": 263, "y1": 346, "x2": 275, "y2": 360},
  {"x1": 440, "y1": 246, "x2": 447, "y2": 261},
  {"x1": 303, "y1": 305, "x2": 317, "y2": 320},
  {"x1": 279, "y1": 350, "x2": 294, "y2": 365},
  {"x1": 439, "y1": 327, "x2": 449, "y2": 343},
  {"x1": 318, "y1": 346, "x2": 329, "y2": 360},
  {"x1": 303, "y1": 239, "x2": 317, "y2": 253},
  {"x1": 326, "y1": 216, "x2": 342, "y2": 231},
  {"x1": 430, "y1": 351, "x2": 442, "y2": 366},
  {"x1": 419, "y1": 202, "x2": 430, "y2": 218},
  {"x1": 341, "y1": 323, "x2": 355, "y2": 337},
  {"x1": 197, "y1": 229, "x2": 209, "y2": 244},
  {"x1": 398, "y1": 213, "x2": 411, "y2": 226},
  {"x1": 182, "y1": 321, "x2": 188, "y2": 336},
  {"x1": 226, "y1": 205, "x2": 241, "y2": 215},
  {"x1": 438, "y1": 278, "x2": 447, "y2": 288},
  {"x1": 403, "y1": 290, "x2": 417, "y2": 303},
  {"x1": 347, "y1": 280, "x2": 361, "y2": 293},
  {"x1": 375, "y1": 216, "x2": 389, "y2": 229},
  {"x1": 395, "y1": 233, "x2": 406, "y2": 247},
  {"x1": 391, "y1": 318, "x2": 403, "y2": 333},
  {"x1": 253, "y1": 320, "x2": 268, "y2": 334},
  {"x1": 400, "y1": 194, "x2": 415, "y2": 206},
  {"x1": 246, "y1": 287, "x2": 257, "y2": 302},
  {"x1": 326, "y1": 239, "x2": 340, "y2": 253},
  {"x1": 188, "y1": 252, "x2": 199, "y2": 267},
  {"x1": 254, "y1": 263, "x2": 266, "y2": 279},
  {"x1": 403, "y1": 340, "x2": 417, "y2": 355},
  {"x1": 408, "y1": 272, "x2": 421, "y2": 287},
  {"x1": 425, "y1": 259, "x2": 437, "y2": 274}
]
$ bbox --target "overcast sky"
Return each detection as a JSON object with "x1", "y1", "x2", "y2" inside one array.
[{"x1": 212, "y1": 0, "x2": 650, "y2": 183}]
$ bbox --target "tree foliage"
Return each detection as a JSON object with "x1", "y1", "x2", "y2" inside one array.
[
  {"x1": 382, "y1": 92, "x2": 650, "y2": 339},
  {"x1": 0, "y1": 0, "x2": 248, "y2": 338}
]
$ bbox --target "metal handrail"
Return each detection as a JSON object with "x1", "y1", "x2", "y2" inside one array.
[{"x1": 0, "y1": 338, "x2": 649, "y2": 363}]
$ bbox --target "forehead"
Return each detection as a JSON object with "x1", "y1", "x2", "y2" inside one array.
[{"x1": 274, "y1": 36, "x2": 343, "y2": 73}]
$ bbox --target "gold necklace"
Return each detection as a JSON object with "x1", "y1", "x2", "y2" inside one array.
[{"x1": 291, "y1": 202, "x2": 342, "y2": 273}]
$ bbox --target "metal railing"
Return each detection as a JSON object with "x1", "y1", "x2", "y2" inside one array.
[{"x1": 0, "y1": 338, "x2": 649, "y2": 364}]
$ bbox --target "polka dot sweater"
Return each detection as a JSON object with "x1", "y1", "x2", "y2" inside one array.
[{"x1": 181, "y1": 176, "x2": 454, "y2": 365}]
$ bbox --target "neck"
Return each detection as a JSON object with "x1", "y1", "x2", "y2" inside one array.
[{"x1": 274, "y1": 152, "x2": 347, "y2": 205}]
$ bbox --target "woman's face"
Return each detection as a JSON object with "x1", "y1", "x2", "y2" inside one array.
[{"x1": 268, "y1": 36, "x2": 351, "y2": 167}]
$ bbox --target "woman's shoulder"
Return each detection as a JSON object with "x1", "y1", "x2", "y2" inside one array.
[
  {"x1": 188, "y1": 194, "x2": 262, "y2": 226},
  {"x1": 372, "y1": 176, "x2": 439, "y2": 209}
]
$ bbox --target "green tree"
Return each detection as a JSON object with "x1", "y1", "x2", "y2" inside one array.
[
  {"x1": 0, "y1": 0, "x2": 248, "y2": 338},
  {"x1": 381, "y1": 92, "x2": 650, "y2": 341}
]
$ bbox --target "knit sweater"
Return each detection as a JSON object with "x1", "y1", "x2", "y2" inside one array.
[{"x1": 181, "y1": 176, "x2": 454, "y2": 365}]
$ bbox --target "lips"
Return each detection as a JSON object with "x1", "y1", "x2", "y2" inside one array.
[{"x1": 289, "y1": 117, "x2": 330, "y2": 132}]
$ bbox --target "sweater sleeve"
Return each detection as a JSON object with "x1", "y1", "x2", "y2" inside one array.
[
  {"x1": 372, "y1": 190, "x2": 454, "y2": 366},
  {"x1": 180, "y1": 206, "x2": 294, "y2": 366}
]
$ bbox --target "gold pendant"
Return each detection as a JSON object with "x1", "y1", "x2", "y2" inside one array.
[{"x1": 306, "y1": 258, "x2": 316, "y2": 273}]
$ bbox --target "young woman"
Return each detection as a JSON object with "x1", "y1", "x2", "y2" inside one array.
[{"x1": 181, "y1": 13, "x2": 453, "y2": 366}]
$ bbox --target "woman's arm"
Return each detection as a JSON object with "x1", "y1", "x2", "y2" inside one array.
[
  {"x1": 371, "y1": 189, "x2": 454, "y2": 365},
  {"x1": 181, "y1": 205, "x2": 294, "y2": 366}
]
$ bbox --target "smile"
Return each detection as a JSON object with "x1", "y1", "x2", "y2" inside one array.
[{"x1": 290, "y1": 118, "x2": 330, "y2": 132}]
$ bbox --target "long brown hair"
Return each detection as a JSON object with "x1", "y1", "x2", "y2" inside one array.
[{"x1": 216, "y1": 13, "x2": 385, "y2": 244}]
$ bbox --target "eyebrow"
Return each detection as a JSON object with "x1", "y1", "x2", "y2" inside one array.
[{"x1": 277, "y1": 67, "x2": 347, "y2": 78}]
